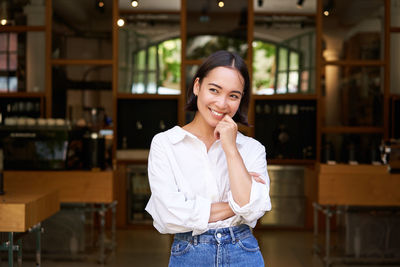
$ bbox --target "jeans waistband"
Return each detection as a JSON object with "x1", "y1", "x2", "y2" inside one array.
[{"x1": 174, "y1": 224, "x2": 252, "y2": 245}]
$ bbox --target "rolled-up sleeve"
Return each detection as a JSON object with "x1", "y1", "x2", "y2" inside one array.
[
  {"x1": 227, "y1": 142, "x2": 271, "y2": 223},
  {"x1": 145, "y1": 134, "x2": 211, "y2": 235}
]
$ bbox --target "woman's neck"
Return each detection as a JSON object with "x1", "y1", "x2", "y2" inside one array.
[{"x1": 183, "y1": 112, "x2": 216, "y2": 148}]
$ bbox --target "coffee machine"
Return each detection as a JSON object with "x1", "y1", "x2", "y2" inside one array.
[{"x1": 81, "y1": 107, "x2": 107, "y2": 170}]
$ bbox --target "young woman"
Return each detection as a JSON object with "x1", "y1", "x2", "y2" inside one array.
[{"x1": 145, "y1": 50, "x2": 271, "y2": 266}]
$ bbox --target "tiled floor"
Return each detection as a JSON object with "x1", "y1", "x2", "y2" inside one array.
[{"x1": 3, "y1": 228, "x2": 397, "y2": 267}]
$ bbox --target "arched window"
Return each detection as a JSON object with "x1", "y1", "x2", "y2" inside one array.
[
  {"x1": 130, "y1": 38, "x2": 181, "y2": 94},
  {"x1": 253, "y1": 31, "x2": 315, "y2": 95}
]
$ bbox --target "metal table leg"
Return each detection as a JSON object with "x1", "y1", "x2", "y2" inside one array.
[
  {"x1": 313, "y1": 202, "x2": 319, "y2": 255},
  {"x1": 325, "y1": 206, "x2": 331, "y2": 267},
  {"x1": 98, "y1": 204, "x2": 105, "y2": 264},
  {"x1": 35, "y1": 223, "x2": 41, "y2": 267},
  {"x1": 8, "y1": 232, "x2": 13, "y2": 267},
  {"x1": 111, "y1": 203, "x2": 116, "y2": 252},
  {"x1": 17, "y1": 239, "x2": 22, "y2": 267}
]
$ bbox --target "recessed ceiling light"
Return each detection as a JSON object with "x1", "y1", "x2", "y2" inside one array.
[
  {"x1": 117, "y1": 18, "x2": 125, "y2": 27},
  {"x1": 131, "y1": 0, "x2": 138, "y2": 8}
]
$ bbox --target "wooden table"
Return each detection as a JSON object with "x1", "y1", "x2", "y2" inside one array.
[
  {"x1": 3, "y1": 171, "x2": 114, "y2": 203},
  {"x1": 0, "y1": 189, "x2": 59, "y2": 267},
  {"x1": 314, "y1": 164, "x2": 400, "y2": 267},
  {"x1": 3, "y1": 170, "x2": 116, "y2": 264},
  {"x1": 318, "y1": 164, "x2": 400, "y2": 206}
]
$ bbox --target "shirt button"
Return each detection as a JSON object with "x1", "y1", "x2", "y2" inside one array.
[{"x1": 216, "y1": 233, "x2": 222, "y2": 238}]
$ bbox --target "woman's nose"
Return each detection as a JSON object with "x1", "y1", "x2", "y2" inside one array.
[{"x1": 215, "y1": 96, "x2": 228, "y2": 109}]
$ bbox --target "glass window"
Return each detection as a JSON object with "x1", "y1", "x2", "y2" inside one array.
[
  {"x1": 185, "y1": 0, "x2": 248, "y2": 60},
  {"x1": 129, "y1": 39, "x2": 181, "y2": 95},
  {"x1": 322, "y1": 0, "x2": 384, "y2": 60},
  {"x1": 186, "y1": 35, "x2": 247, "y2": 60},
  {"x1": 300, "y1": 70, "x2": 309, "y2": 93},
  {"x1": 392, "y1": 4, "x2": 400, "y2": 28},
  {"x1": 9, "y1": 54, "x2": 17, "y2": 70},
  {"x1": 0, "y1": 33, "x2": 18, "y2": 92},
  {"x1": 252, "y1": 41, "x2": 276, "y2": 95},
  {"x1": 0, "y1": 1, "x2": 45, "y2": 26},
  {"x1": 322, "y1": 65, "x2": 383, "y2": 127},
  {"x1": 278, "y1": 48, "x2": 288, "y2": 71},
  {"x1": 288, "y1": 71, "x2": 299, "y2": 93},
  {"x1": 290, "y1": 52, "x2": 299, "y2": 70},
  {"x1": 118, "y1": 13, "x2": 181, "y2": 94},
  {"x1": 52, "y1": 0, "x2": 112, "y2": 59},
  {"x1": 322, "y1": 133, "x2": 382, "y2": 164},
  {"x1": 0, "y1": 54, "x2": 7, "y2": 70},
  {"x1": 277, "y1": 73, "x2": 288, "y2": 94},
  {"x1": 390, "y1": 33, "x2": 400, "y2": 94},
  {"x1": 0, "y1": 35, "x2": 6, "y2": 51},
  {"x1": 253, "y1": 14, "x2": 316, "y2": 95}
]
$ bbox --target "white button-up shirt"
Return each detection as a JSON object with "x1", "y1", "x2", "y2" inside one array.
[{"x1": 145, "y1": 126, "x2": 271, "y2": 235}]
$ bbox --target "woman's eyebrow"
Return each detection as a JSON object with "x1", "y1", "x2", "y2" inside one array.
[
  {"x1": 208, "y1": 82, "x2": 222, "y2": 89},
  {"x1": 231, "y1": 90, "x2": 243, "y2": 95}
]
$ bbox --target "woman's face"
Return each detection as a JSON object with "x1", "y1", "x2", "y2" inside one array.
[{"x1": 193, "y1": 66, "x2": 244, "y2": 128}]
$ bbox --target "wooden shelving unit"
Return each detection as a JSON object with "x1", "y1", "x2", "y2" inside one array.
[
  {"x1": 322, "y1": 60, "x2": 386, "y2": 66},
  {"x1": 51, "y1": 59, "x2": 113, "y2": 65},
  {"x1": 321, "y1": 127, "x2": 385, "y2": 134},
  {"x1": 116, "y1": 93, "x2": 180, "y2": 100},
  {"x1": 0, "y1": 92, "x2": 45, "y2": 98},
  {"x1": 0, "y1": 25, "x2": 46, "y2": 32},
  {"x1": 316, "y1": 0, "x2": 391, "y2": 160},
  {"x1": 252, "y1": 94, "x2": 318, "y2": 100},
  {"x1": 391, "y1": 27, "x2": 400, "y2": 32},
  {"x1": 0, "y1": 10, "x2": 48, "y2": 117},
  {"x1": 268, "y1": 159, "x2": 316, "y2": 165}
]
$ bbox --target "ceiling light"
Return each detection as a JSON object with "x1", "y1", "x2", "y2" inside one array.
[
  {"x1": 217, "y1": 1, "x2": 224, "y2": 8},
  {"x1": 117, "y1": 18, "x2": 125, "y2": 27},
  {"x1": 323, "y1": 0, "x2": 333, "y2": 17},
  {"x1": 0, "y1": 19, "x2": 7, "y2": 26},
  {"x1": 131, "y1": 0, "x2": 138, "y2": 8},
  {"x1": 98, "y1": 0, "x2": 104, "y2": 8},
  {"x1": 297, "y1": 0, "x2": 304, "y2": 9}
]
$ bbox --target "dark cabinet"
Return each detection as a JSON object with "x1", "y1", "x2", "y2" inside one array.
[
  {"x1": 255, "y1": 100, "x2": 316, "y2": 160},
  {"x1": 117, "y1": 99, "x2": 178, "y2": 149}
]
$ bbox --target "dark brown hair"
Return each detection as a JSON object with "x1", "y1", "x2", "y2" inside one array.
[{"x1": 185, "y1": 50, "x2": 250, "y2": 126}]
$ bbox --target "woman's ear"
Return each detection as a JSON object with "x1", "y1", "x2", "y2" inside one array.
[{"x1": 193, "y1": 78, "x2": 200, "y2": 96}]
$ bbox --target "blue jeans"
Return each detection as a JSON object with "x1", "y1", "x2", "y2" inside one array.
[{"x1": 169, "y1": 224, "x2": 265, "y2": 267}]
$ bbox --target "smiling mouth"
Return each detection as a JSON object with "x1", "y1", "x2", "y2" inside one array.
[{"x1": 210, "y1": 108, "x2": 224, "y2": 117}]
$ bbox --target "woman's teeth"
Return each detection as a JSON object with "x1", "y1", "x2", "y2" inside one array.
[{"x1": 211, "y1": 109, "x2": 223, "y2": 116}]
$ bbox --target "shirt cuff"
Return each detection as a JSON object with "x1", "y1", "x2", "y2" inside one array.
[
  {"x1": 191, "y1": 195, "x2": 212, "y2": 235},
  {"x1": 227, "y1": 180, "x2": 270, "y2": 222}
]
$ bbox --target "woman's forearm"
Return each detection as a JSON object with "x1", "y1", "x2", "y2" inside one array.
[
  {"x1": 225, "y1": 148, "x2": 252, "y2": 207},
  {"x1": 208, "y1": 202, "x2": 235, "y2": 223}
]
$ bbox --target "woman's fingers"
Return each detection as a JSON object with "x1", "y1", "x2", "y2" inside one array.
[
  {"x1": 252, "y1": 176, "x2": 266, "y2": 184},
  {"x1": 249, "y1": 172, "x2": 266, "y2": 184}
]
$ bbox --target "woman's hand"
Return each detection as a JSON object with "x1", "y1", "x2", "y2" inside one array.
[
  {"x1": 214, "y1": 115, "x2": 238, "y2": 155},
  {"x1": 249, "y1": 172, "x2": 266, "y2": 184},
  {"x1": 209, "y1": 202, "x2": 235, "y2": 223}
]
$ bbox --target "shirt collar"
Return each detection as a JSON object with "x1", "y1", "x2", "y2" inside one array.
[{"x1": 167, "y1": 126, "x2": 247, "y2": 146}]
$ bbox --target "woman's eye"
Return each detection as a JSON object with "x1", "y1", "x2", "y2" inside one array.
[
  {"x1": 230, "y1": 94, "x2": 240, "y2": 99},
  {"x1": 209, "y1": 88, "x2": 218, "y2": 93}
]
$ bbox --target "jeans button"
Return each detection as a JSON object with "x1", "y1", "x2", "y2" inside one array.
[{"x1": 216, "y1": 233, "x2": 222, "y2": 238}]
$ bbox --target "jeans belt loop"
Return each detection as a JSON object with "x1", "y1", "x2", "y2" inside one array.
[
  {"x1": 193, "y1": 235, "x2": 198, "y2": 246},
  {"x1": 229, "y1": 227, "x2": 236, "y2": 244}
]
